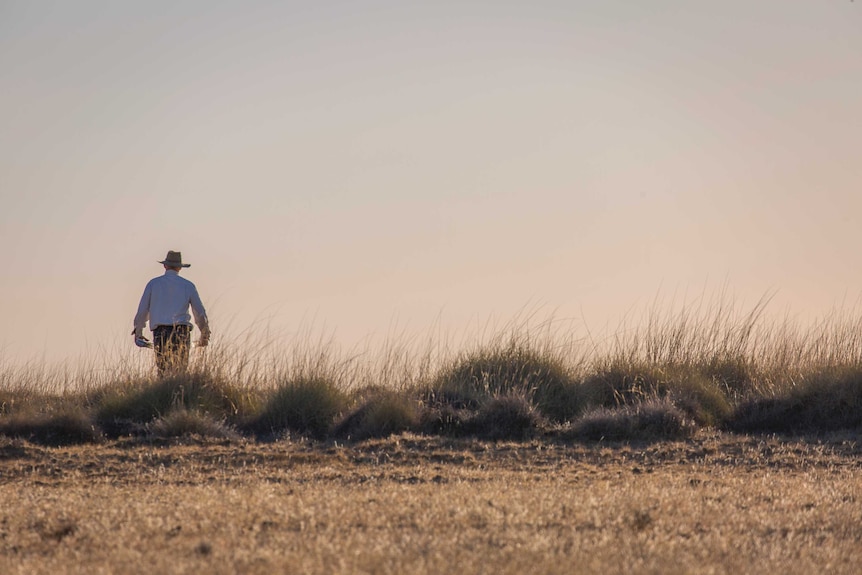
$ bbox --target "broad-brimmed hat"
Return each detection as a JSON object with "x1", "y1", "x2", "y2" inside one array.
[{"x1": 159, "y1": 250, "x2": 191, "y2": 268}]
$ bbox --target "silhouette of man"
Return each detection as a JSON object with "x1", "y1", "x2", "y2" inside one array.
[{"x1": 133, "y1": 251, "x2": 210, "y2": 375}]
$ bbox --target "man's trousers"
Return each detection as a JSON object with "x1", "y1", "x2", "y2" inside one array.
[{"x1": 152, "y1": 324, "x2": 192, "y2": 375}]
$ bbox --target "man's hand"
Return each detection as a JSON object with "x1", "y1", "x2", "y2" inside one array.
[
  {"x1": 132, "y1": 328, "x2": 152, "y2": 348},
  {"x1": 198, "y1": 331, "x2": 210, "y2": 348}
]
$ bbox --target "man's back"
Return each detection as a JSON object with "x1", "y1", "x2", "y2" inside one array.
[{"x1": 135, "y1": 269, "x2": 208, "y2": 333}]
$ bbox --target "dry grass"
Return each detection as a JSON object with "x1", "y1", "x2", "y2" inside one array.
[
  {"x1": 334, "y1": 389, "x2": 420, "y2": 440},
  {"x1": 566, "y1": 399, "x2": 696, "y2": 442},
  {"x1": 148, "y1": 409, "x2": 240, "y2": 440},
  {"x1": 2, "y1": 300, "x2": 862, "y2": 570},
  {"x1": 0, "y1": 432, "x2": 860, "y2": 574},
  {"x1": 3, "y1": 298, "x2": 862, "y2": 441}
]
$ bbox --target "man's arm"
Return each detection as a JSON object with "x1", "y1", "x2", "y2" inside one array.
[
  {"x1": 133, "y1": 282, "x2": 152, "y2": 338},
  {"x1": 189, "y1": 287, "x2": 210, "y2": 345}
]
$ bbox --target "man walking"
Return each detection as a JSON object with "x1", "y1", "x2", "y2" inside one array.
[{"x1": 133, "y1": 251, "x2": 211, "y2": 375}]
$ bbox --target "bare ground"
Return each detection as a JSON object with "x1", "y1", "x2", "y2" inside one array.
[{"x1": 1, "y1": 431, "x2": 861, "y2": 574}]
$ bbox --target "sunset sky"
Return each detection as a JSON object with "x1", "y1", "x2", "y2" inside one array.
[{"x1": 2, "y1": 1, "x2": 860, "y2": 364}]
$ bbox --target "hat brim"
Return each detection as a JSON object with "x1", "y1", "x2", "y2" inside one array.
[{"x1": 159, "y1": 260, "x2": 191, "y2": 267}]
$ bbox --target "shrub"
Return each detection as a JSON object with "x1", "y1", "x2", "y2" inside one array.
[
  {"x1": 727, "y1": 366, "x2": 862, "y2": 433},
  {"x1": 566, "y1": 400, "x2": 696, "y2": 442},
  {"x1": 578, "y1": 361, "x2": 666, "y2": 408},
  {"x1": 578, "y1": 362, "x2": 731, "y2": 427},
  {"x1": 95, "y1": 371, "x2": 254, "y2": 436},
  {"x1": 703, "y1": 356, "x2": 756, "y2": 397},
  {"x1": 253, "y1": 376, "x2": 346, "y2": 438},
  {"x1": 333, "y1": 390, "x2": 419, "y2": 440},
  {"x1": 418, "y1": 405, "x2": 472, "y2": 436},
  {"x1": 0, "y1": 389, "x2": 19, "y2": 415},
  {"x1": 148, "y1": 409, "x2": 239, "y2": 440},
  {"x1": 664, "y1": 371, "x2": 732, "y2": 427},
  {"x1": 465, "y1": 394, "x2": 545, "y2": 440},
  {"x1": 426, "y1": 343, "x2": 581, "y2": 422},
  {"x1": 0, "y1": 409, "x2": 101, "y2": 446}
]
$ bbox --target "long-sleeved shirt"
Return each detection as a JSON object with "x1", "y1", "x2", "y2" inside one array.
[{"x1": 133, "y1": 270, "x2": 209, "y2": 337}]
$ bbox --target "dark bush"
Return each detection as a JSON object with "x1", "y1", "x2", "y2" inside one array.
[
  {"x1": 566, "y1": 400, "x2": 696, "y2": 442},
  {"x1": 333, "y1": 390, "x2": 419, "y2": 440},
  {"x1": 252, "y1": 376, "x2": 346, "y2": 438},
  {"x1": 148, "y1": 409, "x2": 239, "y2": 440},
  {"x1": 0, "y1": 409, "x2": 101, "y2": 446},
  {"x1": 465, "y1": 394, "x2": 545, "y2": 440},
  {"x1": 418, "y1": 404, "x2": 473, "y2": 436},
  {"x1": 95, "y1": 372, "x2": 253, "y2": 436},
  {"x1": 727, "y1": 366, "x2": 862, "y2": 433},
  {"x1": 426, "y1": 344, "x2": 581, "y2": 422},
  {"x1": 665, "y1": 372, "x2": 732, "y2": 427},
  {"x1": 579, "y1": 362, "x2": 731, "y2": 427}
]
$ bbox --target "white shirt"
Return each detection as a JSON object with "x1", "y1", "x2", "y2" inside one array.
[{"x1": 134, "y1": 270, "x2": 209, "y2": 337}]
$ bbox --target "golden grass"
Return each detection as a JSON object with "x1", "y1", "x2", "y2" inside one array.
[
  {"x1": 4, "y1": 299, "x2": 862, "y2": 571},
  {"x1": 0, "y1": 432, "x2": 860, "y2": 574}
]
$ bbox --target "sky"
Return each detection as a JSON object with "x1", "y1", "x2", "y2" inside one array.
[{"x1": 1, "y1": 0, "x2": 861, "y2": 364}]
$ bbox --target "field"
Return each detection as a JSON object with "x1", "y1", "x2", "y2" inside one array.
[
  {"x1": 2, "y1": 301, "x2": 862, "y2": 573},
  {"x1": 1, "y1": 432, "x2": 861, "y2": 574}
]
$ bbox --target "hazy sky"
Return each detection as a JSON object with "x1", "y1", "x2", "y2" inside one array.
[{"x1": 2, "y1": 1, "x2": 860, "y2": 363}]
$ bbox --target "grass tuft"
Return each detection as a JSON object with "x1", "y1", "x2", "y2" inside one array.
[
  {"x1": 333, "y1": 390, "x2": 419, "y2": 440},
  {"x1": 579, "y1": 362, "x2": 732, "y2": 427},
  {"x1": 465, "y1": 394, "x2": 545, "y2": 440},
  {"x1": 426, "y1": 342, "x2": 580, "y2": 422},
  {"x1": 148, "y1": 409, "x2": 239, "y2": 440},
  {"x1": 0, "y1": 408, "x2": 101, "y2": 445},
  {"x1": 566, "y1": 399, "x2": 696, "y2": 442},
  {"x1": 418, "y1": 405, "x2": 473, "y2": 436},
  {"x1": 727, "y1": 366, "x2": 862, "y2": 433},
  {"x1": 94, "y1": 371, "x2": 255, "y2": 436},
  {"x1": 252, "y1": 376, "x2": 347, "y2": 438}
]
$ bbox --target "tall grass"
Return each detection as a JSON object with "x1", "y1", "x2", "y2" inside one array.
[{"x1": 2, "y1": 297, "x2": 862, "y2": 442}]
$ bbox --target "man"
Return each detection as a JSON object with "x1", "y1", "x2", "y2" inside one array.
[{"x1": 133, "y1": 250, "x2": 211, "y2": 375}]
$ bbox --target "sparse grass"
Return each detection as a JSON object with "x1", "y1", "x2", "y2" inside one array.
[{"x1": 1, "y1": 433, "x2": 861, "y2": 574}]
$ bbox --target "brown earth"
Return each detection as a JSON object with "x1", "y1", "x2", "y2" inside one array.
[{"x1": 1, "y1": 431, "x2": 861, "y2": 574}]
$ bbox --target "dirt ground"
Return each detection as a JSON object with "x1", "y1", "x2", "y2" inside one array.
[{"x1": 1, "y1": 431, "x2": 860, "y2": 574}]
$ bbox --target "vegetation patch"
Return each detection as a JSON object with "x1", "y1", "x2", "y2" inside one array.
[
  {"x1": 0, "y1": 409, "x2": 101, "y2": 446},
  {"x1": 251, "y1": 376, "x2": 347, "y2": 438},
  {"x1": 94, "y1": 372, "x2": 254, "y2": 436},
  {"x1": 4, "y1": 299, "x2": 862, "y2": 443},
  {"x1": 727, "y1": 366, "x2": 862, "y2": 434},
  {"x1": 566, "y1": 400, "x2": 696, "y2": 442},
  {"x1": 426, "y1": 343, "x2": 581, "y2": 422},
  {"x1": 418, "y1": 405, "x2": 473, "y2": 437},
  {"x1": 148, "y1": 409, "x2": 239, "y2": 440},
  {"x1": 578, "y1": 362, "x2": 732, "y2": 427},
  {"x1": 334, "y1": 390, "x2": 419, "y2": 440},
  {"x1": 464, "y1": 394, "x2": 545, "y2": 440}
]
